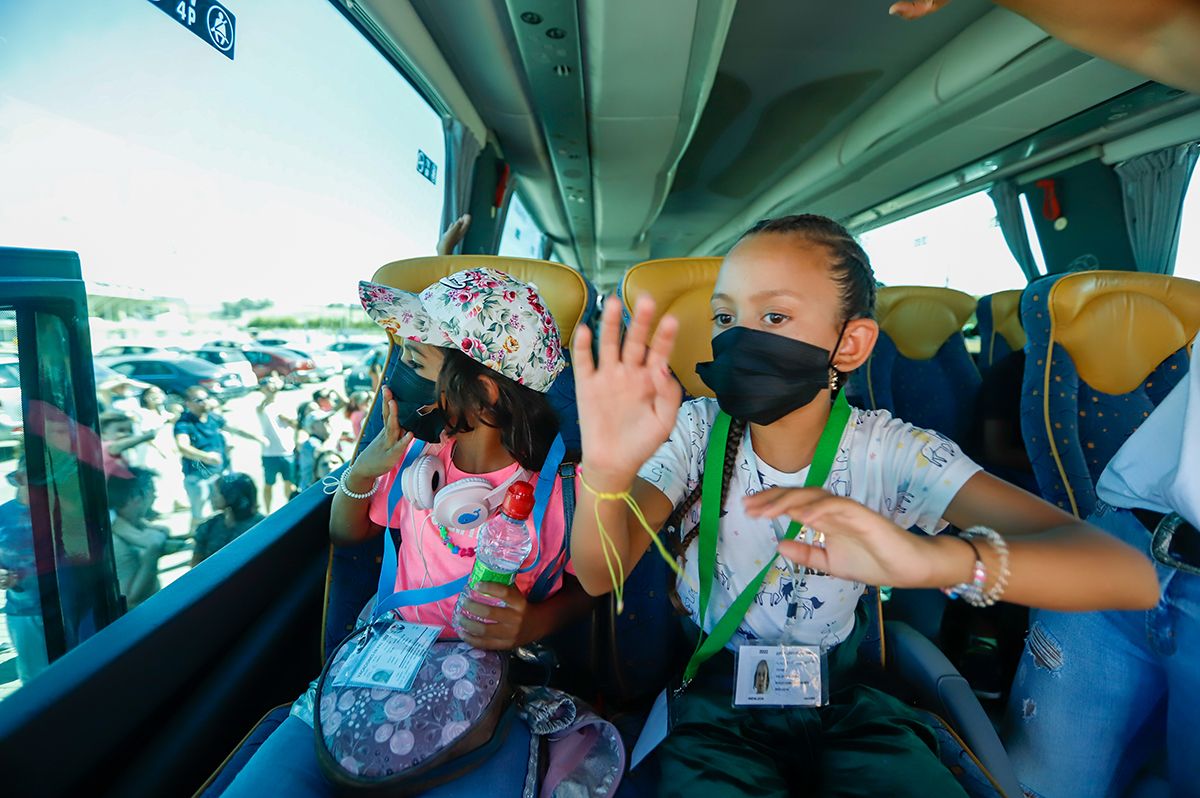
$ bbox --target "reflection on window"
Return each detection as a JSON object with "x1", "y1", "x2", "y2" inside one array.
[
  {"x1": 497, "y1": 193, "x2": 547, "y2": 259},
  {"x1": 0, "y1": 1, "x2": 442, "y2": 605},
  {"x1": 1175, "y1": 170, "x2": 1200, "y2": 281},
  {"x1": 857, "y1": 192, "x2": 1029, "y2": 295},
  {"x1": 1019, "y1": 193, "x2": 1049, "y2": 276}
]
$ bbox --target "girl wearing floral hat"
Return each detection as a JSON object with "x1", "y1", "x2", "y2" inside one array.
[{"x1": 224, "y1": 267, "x2": 593, "y2": 796}]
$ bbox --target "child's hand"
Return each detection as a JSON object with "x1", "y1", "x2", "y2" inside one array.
[
  {"x1": 743, "y1": 488, "x2": 972, "y2": 589},
  {"x1": 455, "y1": 582, "x2": 530, "y2": 651},
  {"x1": 351, "y1": 387, "x2": 413, "y2": 481},
  {"x1": 888, "y1": 0, "x2": 952, "y2": 20},
  {"x1": 573, "y1": 296, "x2": 682, "y2": 490}
]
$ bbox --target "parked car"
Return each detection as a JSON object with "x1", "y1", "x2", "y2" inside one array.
[
  {"x1": 101, "y1": 355, "x2": 248, "y2": 403},
  {"x1": 344, "y1": 344, "x2": 388, "y2": 396},
  {"x1": 243, "y1": 346, "x2": 317, "y2": 385},
  {"x1": 283, "y1": 347, "x2": 343, "y2": 379},
  {"x1": 97, "y1": 344, "x2": 169, "y2": 358},
  {"x1": 0, "y1": 356, "x2": 22, "y2": 452},
  {"x1": 328, "y1": 340, "x2": 378, "y2": 357},
  {"x1": 204, "y1": 339, "x2": 253, "y2": 350},
  {"x1": 191, "y1": 347, "x2": 258, "y2": 389},
  {"x1": 252, "y1": 337, "x2": 291, "y2": 348}
]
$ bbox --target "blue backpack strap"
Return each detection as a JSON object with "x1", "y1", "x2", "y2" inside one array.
[
  {"x1": 528, "y1": 461, "x2": 576, "y2": 604},
  {"x1": 372, "y1": 442, "x2": 473, "y2": 619},
  {"x1": 374, "y1": 435, "x2": 567, "y2": 618}
]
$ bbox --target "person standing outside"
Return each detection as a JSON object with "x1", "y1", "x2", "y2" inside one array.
[
  {"x1": 255, "y1": 376, "x2": 296, "y2": 513},
  {"x1": 175, "y1": 388, "x2": 265, "y2": 530}
]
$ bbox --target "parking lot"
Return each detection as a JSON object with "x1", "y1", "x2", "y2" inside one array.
[{"x1": 0, "y1": 373, "x2": 356, "y2": 701}]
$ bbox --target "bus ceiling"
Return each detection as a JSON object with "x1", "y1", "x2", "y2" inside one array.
[{"x1": 351, "y1": 0, "x2": 1197, "y2": 287}]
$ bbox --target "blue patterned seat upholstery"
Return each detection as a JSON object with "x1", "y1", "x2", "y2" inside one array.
[
  {"x1": 1020, "y1": 271, "x2": 1200, "y2": 517},
  {"x1": 849, "y1": 286, "x2": 981, "y2": 444},
  {"x1": 976, "y1": 289, "x2": 1026, "y2": 370}
]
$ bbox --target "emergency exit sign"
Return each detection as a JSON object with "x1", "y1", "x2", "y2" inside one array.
[{"x1": 146, "y1": 0, "x2": 236, "y2": 60}]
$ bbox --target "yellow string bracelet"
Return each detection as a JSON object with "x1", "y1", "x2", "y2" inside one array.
[{"x1": 577, "y1": 472, "x2": 690, "y2": 615}]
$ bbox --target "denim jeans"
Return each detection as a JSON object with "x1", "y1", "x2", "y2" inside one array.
[
  {"x1": 184, "y1": 473, "x2": 217, "y2": 522},
  {"x1": 1002, "y1": 502, "x2": 1200, "y2": 798}
]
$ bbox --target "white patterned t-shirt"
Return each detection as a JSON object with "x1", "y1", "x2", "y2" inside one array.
[{"x1": 637, "y1": 398, "x2": 982, "y2": 650}]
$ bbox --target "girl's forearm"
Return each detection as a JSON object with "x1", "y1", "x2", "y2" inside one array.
[
  {"x1": 925, "y1": 522, "x2": 1159, "y2": 611},
  {"x1": 328, "y1": 473, "x2": 382, "y2": 546}
]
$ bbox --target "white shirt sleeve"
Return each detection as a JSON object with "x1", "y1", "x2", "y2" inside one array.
[
  {"x1": 636, "y1": 399, "x2": 715, "y2": 508},
  {"x1": 866, "y1": 412, "x2": 982, "y2": 534}
]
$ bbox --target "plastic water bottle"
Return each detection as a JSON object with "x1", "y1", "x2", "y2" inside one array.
[{"x1": 453, "y1": 481, "x2": 535, "y2": 633}]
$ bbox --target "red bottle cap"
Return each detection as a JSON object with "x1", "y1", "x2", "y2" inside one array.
[{"x1": 500, "y1": 481, "x2": 536, "y2": 521}]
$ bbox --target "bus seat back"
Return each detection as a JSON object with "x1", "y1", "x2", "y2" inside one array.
[
  {"x1": 849, "y1": 286, "x2": 981, "y2": 442},
  {"x1": 977, "y1": 289, "x2": 1026, "y2": 369},
  {"x1": 621, "y1": 257, "x2": 723, "y2": 399},
  {"x1": 1020, "y1": 271, "x2": 1200, "y2": 517}
]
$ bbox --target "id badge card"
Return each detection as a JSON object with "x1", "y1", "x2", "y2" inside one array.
[
  {"x1": 734, "y1": 644, "x2": 828, "y2": 707},
  {"x1": 333, "y1": 619, "x2": 440, "y2": 692}
]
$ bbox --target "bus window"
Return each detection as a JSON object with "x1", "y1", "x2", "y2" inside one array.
[
  {"x1": 0, "y1": 1, "x2": 446, "y2": 639},
  {"x1": 857, "y1": 191, "x2": 1030, "y2": 296},
  {"x1": 497, "y1": 193, "x2": 547, "y2": 259},
  {"x1": 1175, "y1": 169, "x2": 1200, "y2": 281}
]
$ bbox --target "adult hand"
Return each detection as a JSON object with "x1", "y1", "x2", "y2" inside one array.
[
  {"x1": 437, "y1": 214, "x2": 472, "y2": 256},
  {"x1": 573, "y1": 296, "x2": 682, "y2": 490},
  {"x1": 888, "y1": 0, "x2": 953, "y2": 19},
  {"x1": 351, "y1": 387, "x2": 413, "y2": 481},
  {"x1": 456, "y1": 582, "x2": 530, "y2": 650},
  {"x1": 744, "y1": 488, "x2": 974, "y2": 589},
  {"x1": 203, "y1": 452, "x2": 224, "y2": 467}
]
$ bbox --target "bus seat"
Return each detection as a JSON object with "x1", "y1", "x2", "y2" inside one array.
[
  {"x1": 976, "y1": 289, "x2": 1026, "y2": 370},
  {"x1": 322, "y1": 255, "x2": 594, "y2": 661},
  {"x1": 1019, "y1": 271, "x2": 1200, "y2": 517},
  {"x1": 611, "y1": 262, "x2": 1014, "y2": 796},
  {"x1": 849, "y1": 286, "x2": 982, "y2": 443},
  {"x1": 619, "y1": 257, "x2": 723, "y2": 399}
]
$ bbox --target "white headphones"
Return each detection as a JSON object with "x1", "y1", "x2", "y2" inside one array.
[{"x1": 400, "y1": 453, "x2": 530, "y2": 531}]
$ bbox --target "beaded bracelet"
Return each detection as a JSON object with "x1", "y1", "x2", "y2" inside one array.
[
  {"x1": 325, "y1": 467, "x2": 380, "y2": 500},
  {"x1": 942, "y1": 527, "x2": 1010, "y2": 607}
]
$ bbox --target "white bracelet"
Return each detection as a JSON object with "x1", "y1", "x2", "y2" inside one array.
[
  {"x1": 961, "y1": 526, "x2": 1010, "y2": 607},
  {"x1": 325, "y1": 467, "x2": 380, "y2": 500}
]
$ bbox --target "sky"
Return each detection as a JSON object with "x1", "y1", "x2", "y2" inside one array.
[{"x1": 0, "y1": 0, "x2": 445, "y2": 311}]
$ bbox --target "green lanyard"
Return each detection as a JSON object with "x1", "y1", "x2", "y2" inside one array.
[{"x1": 682, "y1": 391, "x2": 852, "y2": 687}]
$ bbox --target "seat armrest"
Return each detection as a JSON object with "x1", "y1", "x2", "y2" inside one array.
[{"x1": 885, "y1": 621, "x2": 1022, "y2": 798}]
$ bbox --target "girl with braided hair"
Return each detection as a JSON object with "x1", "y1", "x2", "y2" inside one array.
[{"x1": 570, "y1": 214, "x2": 1158, "y2": 797}]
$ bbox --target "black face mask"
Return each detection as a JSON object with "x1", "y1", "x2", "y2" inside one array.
[
  {"x1": 696, "y1": 326, "x2": 840, "y2": 425},
  {"x1": 387, "y1": 357, "x2": 448, "y2": 443}
]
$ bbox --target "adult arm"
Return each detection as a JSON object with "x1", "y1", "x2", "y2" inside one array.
[
  {"x1": 174, "y1": 433, "x2": 221, "y2": 465},
  {"x1": 890, "y1": 0, "x2": 1200, "y2": 93}
]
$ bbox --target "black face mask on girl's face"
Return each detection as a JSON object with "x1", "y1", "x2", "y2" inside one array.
[
  {"x1": 387, "y1": 358, "x2": 448, "y2": 443},
  {"x1": 695, "y1": 326, "x2": 838, "y2": 426}
]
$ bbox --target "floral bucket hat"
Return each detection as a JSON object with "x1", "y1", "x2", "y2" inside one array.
[{"x1": 359, "y1": 268, "x2": 565, "y2": 394}]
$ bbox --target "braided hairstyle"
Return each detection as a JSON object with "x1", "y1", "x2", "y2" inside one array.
[
  {"x1": 738, "y1": 214, "x2": 876, "y2": 323},
  {"x1": 666, "y1": 417, "x2": 747, "y2": 614}
]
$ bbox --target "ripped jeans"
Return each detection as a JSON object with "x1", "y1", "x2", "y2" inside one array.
[{"x1": 1002, "y1": 502, "x2": 1200, "y2": 798}]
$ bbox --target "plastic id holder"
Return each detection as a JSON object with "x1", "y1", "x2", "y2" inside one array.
[
  {"x1": 733, "y1": 645, "x2": 828, "y2": 708},
  {"x1": 333, "y1": 619, "x2": 440, "y2": 692},
  {"x1": 630, "y1": 688, "x2": 672, "y2": 769}
]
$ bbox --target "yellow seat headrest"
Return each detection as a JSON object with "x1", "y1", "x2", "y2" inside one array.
[
  {"x1": 622, "y1": 258, "x2": 723, "y2": 398},
  {"x1": 370, "y1": 255, "x2": 590, "y2": 347},
  {"x1": 987, "y1": 289, "x2": 1026, "y2": 356},
  {"x1": 1048, "y1": 271, "x2": 1200, "y2": 395},
  {"x1": 876, "y1": 287, "x2": 977, "y2": 361}
]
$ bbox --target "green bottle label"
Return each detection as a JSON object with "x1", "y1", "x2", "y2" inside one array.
[{"x1": 467, "y1": 560, "x2": 515, "y2": 588}]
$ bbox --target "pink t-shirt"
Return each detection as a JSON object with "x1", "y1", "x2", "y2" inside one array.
[{"x1": 368, "y1": 440, "x2": 573, "y2": 634}]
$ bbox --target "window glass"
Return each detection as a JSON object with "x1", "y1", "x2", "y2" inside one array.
[
  {"x1": 0, "y1": 1, "x2": 441, "y2": 602},
  {"x1": 1175, "y1": 168, "x2": 1200, "y2": 281},
  {"x1": 497, "y1": 193, "x2": 547, "y2": 259},
  {"x1": 857, "y1": 191, "x2": 1029, "y2": 296}
]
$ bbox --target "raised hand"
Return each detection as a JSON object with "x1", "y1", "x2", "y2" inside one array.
[
  {"x1": 573, "y1": 296, "x2": 682, "y2": 489},
  {"x1": 743, "y1": 487, "x2": 973, "y2": 589},
  {"x1": 436, "y1": 213, "x2": 472, "y2": 256},
  {"x1": 351, "y1": 387, "x2": 413, "y2": 481}
]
